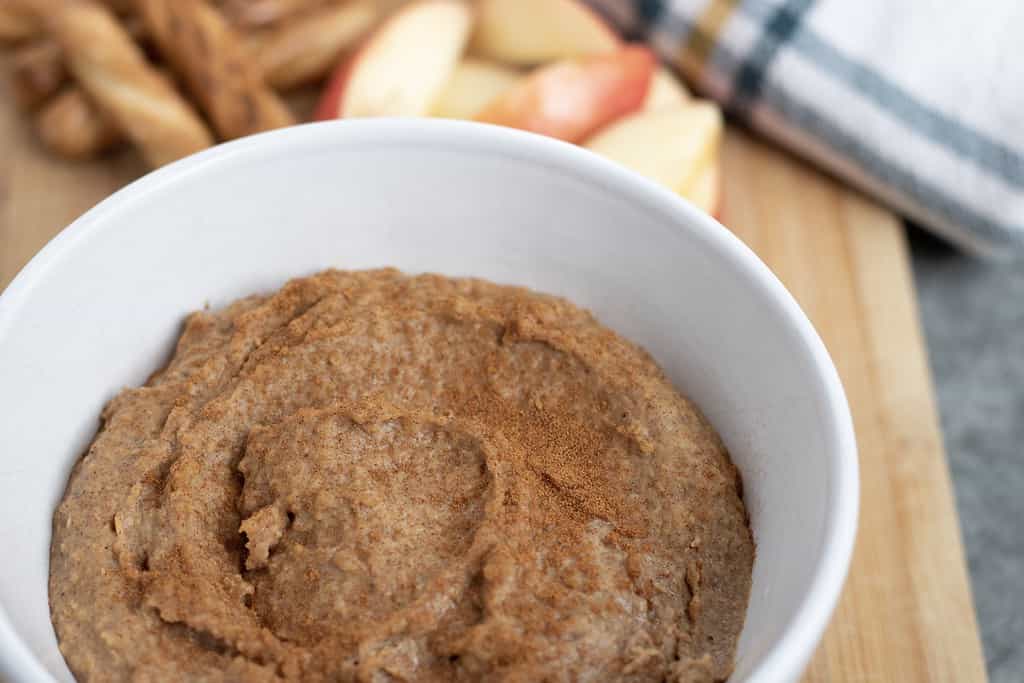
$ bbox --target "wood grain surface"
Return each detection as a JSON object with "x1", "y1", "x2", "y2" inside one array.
[{"x1": 0, "y1": 71, "x2": 988, "y2": 681}]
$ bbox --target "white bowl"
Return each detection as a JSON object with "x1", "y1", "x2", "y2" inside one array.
[{"x1": 0, "y1": 119, "x2": 856, "y2": 683}]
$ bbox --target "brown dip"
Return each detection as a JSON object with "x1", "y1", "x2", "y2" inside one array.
[{"x1": 49, "y1": 269, "x2": 753, "y2": 682}]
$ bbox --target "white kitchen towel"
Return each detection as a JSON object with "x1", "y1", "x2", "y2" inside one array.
[{"x1": 587, "y1": 0, "x2": 1024, "y2": 257}]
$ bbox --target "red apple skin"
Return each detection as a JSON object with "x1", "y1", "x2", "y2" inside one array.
[
  {"x1": 475, "y1": 45, "x2": 656, "y2": 144},
  {"x1": 314, "y1": 51, "x2": 355, "y2": 120}
]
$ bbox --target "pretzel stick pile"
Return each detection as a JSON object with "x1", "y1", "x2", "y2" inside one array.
[{"x1": 2, "y1": 0, "x2": 380, "y2": 166}]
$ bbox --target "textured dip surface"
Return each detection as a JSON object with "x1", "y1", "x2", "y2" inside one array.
[{"x1": 50, "y1": 269, "x2": 753, "y2": 682}]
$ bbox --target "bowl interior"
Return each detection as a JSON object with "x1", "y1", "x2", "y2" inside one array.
[{"x1": 0, "y1": 120, "x2": 855, "y2": 683}]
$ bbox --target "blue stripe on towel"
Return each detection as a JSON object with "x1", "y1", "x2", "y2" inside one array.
[
  {"x1": 758, "y1": 79, "x2": 1021, "y2": 248},
  {"x1": 736, "y1": 1, "x2": 1024, "y2": 187},
  {"x1": 730, "y1": 0, "x2": 814, "y2": 113},
  {"x1": 636, "y1": 0, "x2": 667, "y2": 23}
]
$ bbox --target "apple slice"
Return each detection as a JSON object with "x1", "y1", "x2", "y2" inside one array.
[
  {"x1": 431, "y1": 58, "x2": 521, "y2": 120},
  {"x1": 314, "y1": 0, "x2": 472, "y2": 120},
  {"x1": 644, "y1": 67, "x2": 690, "y2": 111},
  {"x1": 475, "y1": 45, "x2": 655, "y2": 144},
  {"x1": 470, "y1": 0, "x2": 620, "y2": 64},
  {"x1": 584, "y1": 101, "x2": 723, "y2": 213},
  {"x1": 687, "y1": 160, "x2": 722, "y2": 217}
]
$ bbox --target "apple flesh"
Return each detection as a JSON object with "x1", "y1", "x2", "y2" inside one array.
[
  {"x1": 643, "y1": 67, "x2": 689, "y2": 111},
  {"x1": 470, "y1": 0, "x2": 620, "y2": 64},
  {"x1": 475, "y1": 45, "x2": 655, "y2": 144},
  {"x1": 315, "y1": 0, "x2": 472, "y2": 120},
  {"x1": 584, "y1": 101, "x2": 723, "y2": 214},
  {"x1": 688, "y1": 161, "x2": 722, "y2": 217},
  {"x1": 431, "y1": 58, "x2": 521, "y2": 120}
]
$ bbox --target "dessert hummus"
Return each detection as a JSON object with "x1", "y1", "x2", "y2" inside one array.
[{"x1": 50, "y1": 269, "x2": 754, "y2": 682}]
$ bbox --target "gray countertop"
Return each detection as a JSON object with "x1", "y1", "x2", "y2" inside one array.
[{"x1": 909, "y1": 227, "x2": 1024, "y2": 683}]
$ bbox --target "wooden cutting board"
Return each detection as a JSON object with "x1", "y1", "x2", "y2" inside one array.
[
  {"x1": 0, "y1": 82, "x2": 988, "y2": 681},
  {"x1": 720, "y1": 131, "x2": 988, "y2": 683}
]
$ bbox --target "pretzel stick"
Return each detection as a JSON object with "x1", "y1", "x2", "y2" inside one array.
[
  {"x1": 255, "y1": 1, "x2": 376, "y2": 90},
  {"x1": 36, "y1": 87, "x2": 120, "y2": 158},
  {"x1": 104, "y1": 0, "x2": 134, "y2": 12},
  {"x1": 9, "y1": 40, "x2": 66, "y2": 109},
  {"x1": 221, "y1": 0, "x2": 329, "y2": 28},
  {"x1": 0, "y1": 4, "x2": 40, "y2": 43},
  {"x1": 1, "y1": 0, "x2": 135, "y2": 43},
  {"x1": 31, "y1": 0, "x2": 214, "y2": 167},
  {"x1": 136, "y1": 0, "x2": 295, "y2": 139},
  {"x1": 8, "y1": 16, "x2": 150, "y2": 111},
  {"x1": 32, "y1": 60, "x2": 179, "y2": 159}
]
